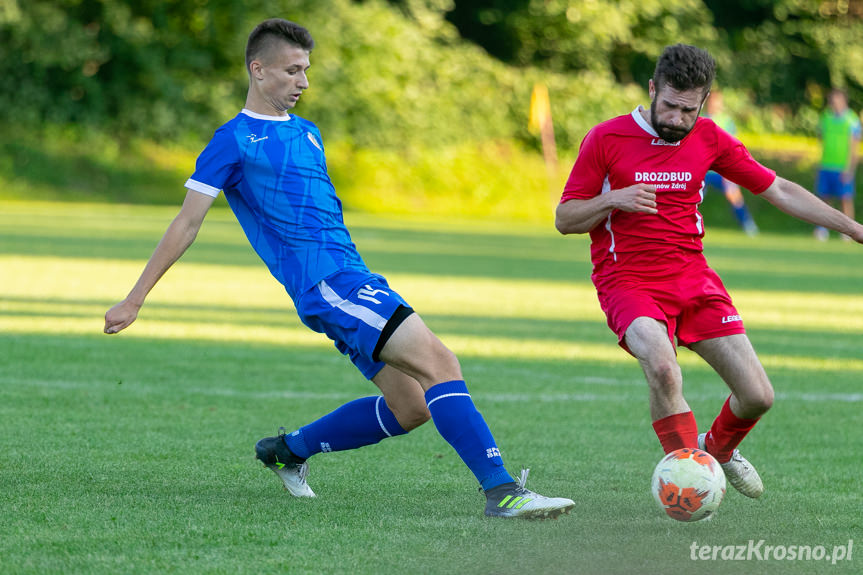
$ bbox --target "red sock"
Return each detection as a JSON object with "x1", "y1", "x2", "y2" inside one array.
[
  {"x1": 705, "y1": 396, "x2": 760, "y2": 463},
  {"x1": 652, "y1": 411, "x2": 698, "y2": 453}
]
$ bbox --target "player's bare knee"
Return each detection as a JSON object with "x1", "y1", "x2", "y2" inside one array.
[
  {"x1": 751, "y1": 373, "x2": 774, "y2": 410},
  {"x1": 642, "y1": 358, "x2": 681, "y2": 392},
  {"x1": 398, "y1": 404, "x2": 431, "y2": 431},
  {"x1": 735, "y1": 383, "x2": 774, "y2": 418},
  {"x1": 425, "y1": 342, "x2": 462, "y2": 383},
  {"x1": 439, "y1": 345, "x2": 461, "y2": 373},
  {"x1": 749, "y1": 385, "x2": 774, "y2": 416}
]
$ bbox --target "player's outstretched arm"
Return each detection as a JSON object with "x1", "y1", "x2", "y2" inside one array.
[
  {"x1": 760, "y1": 177, "x2": 863, "y2": 243},
  {"x1": 104, "y1": 190, "x2": 216, "y2": 334},
  {"x1": 555, "y1": 184, "x2": 658, "y2": 235}
]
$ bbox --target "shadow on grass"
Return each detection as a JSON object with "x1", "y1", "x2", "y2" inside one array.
[
  {"x1": 0, "y1": 232, "x2": 262, "y2": 267},
  {"x1": 0, "y1": 226, "x2": 595, "y2": 283},
  {"x1": 1, "y1": 294, "x2": 609, "y2": 342},
  {"x1": 3, "y1": 290, "x2": 861, "y2": 375},
  {"x1": 3, "y1": 222, "x2": 862, "y2": 291}
]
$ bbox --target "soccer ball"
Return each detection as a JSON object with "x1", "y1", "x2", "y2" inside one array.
[{"x1": 651, "y1": 447, "x2": 726, "y2": 522}]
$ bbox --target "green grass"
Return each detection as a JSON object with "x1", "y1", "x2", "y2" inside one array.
[{"x1": 1, "y1": 201, "x2": 862, "y2": 574}]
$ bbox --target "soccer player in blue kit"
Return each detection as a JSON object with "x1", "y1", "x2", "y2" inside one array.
[{"x1": 103, "y1": 18, "x2": 573, "y2": 519}]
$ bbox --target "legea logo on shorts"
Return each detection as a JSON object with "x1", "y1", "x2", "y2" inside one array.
[{"x1": 722, "y1": 314, "x2": 742, "y2": 324}]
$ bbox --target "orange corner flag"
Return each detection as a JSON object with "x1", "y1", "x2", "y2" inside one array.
[{"x1": 529, "y1": 83, "x2": 551, "y2": 135}]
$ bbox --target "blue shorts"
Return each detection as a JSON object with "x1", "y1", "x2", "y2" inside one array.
[
  {"x1": 817, "y1": 169, "x2": 855, "y2": 199},
  {"x1": 296, "y1": 270, "x2": 411, "y2": 380}
]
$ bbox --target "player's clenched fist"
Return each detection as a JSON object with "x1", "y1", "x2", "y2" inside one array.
[
  {"x1": 610, "y1": 184, "x2": 658, "y2": 214},
  {"x1": 104, "y1": 300, "x2": 140, "y2": 334}
]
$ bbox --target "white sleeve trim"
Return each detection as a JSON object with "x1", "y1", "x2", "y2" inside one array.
[{"x1": 184, "y1": 178, "x2": 221, "y2": 198}]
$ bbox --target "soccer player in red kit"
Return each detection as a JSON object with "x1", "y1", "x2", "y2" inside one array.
[{"x1": 556, "y1": 44, "x2": 863, "y2": 498}]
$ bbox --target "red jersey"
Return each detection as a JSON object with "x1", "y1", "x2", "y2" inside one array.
[{"x1": 561, "y1": 107, "x2": 775, "y2": 280}]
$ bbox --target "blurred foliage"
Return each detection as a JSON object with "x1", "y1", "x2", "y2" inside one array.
[
  {"x1": 444, "y1": 0, "x2": 719, "y2": 82},
  {"x1": 0, "y1": 0, "x2": 628, "y2": 151},
  {"x1": 707, "y1": 0, "x2": 863, "y2": 113},
  {"x1": 7, "y1": 0, "x2": 862, "y2": 151},
  {"x1": 0, "y1": 0, "x2": 263, "y2": 140},
  {"x1": 2, "y1": 0, "x2": 862, "y2": 223},
  {"x1": 326, "y1": 139, "x2": 560, "y2": 221},
  {"x1": 295, "y1": 0, "x2": 527, "y2": 149},
  {"x1": 0, "y1": 119, "x2": 559, "y2": 222},
  {"x1": 442, "y1": 0, "x2": 863, "y2": 135}
]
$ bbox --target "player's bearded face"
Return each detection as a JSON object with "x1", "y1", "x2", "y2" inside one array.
[
  {"x1": 650, "y1": 98, "x2": 693, "y2": 143},
  {"x1": 649, "y1": 85, "x2": 706, "y2": 143}
]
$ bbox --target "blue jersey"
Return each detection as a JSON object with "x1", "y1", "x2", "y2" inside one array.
[{"x1": 185, "y1": 109, "x2": 370, "y2": 300}]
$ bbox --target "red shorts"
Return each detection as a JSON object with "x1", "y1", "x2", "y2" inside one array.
[{"x1": 595, "y1": 255, "x2": 744, "y2": 352}]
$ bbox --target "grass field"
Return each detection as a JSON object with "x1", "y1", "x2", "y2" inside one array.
[{"x1": 1, "y1": 201, "x2": 861, "y2": 574}]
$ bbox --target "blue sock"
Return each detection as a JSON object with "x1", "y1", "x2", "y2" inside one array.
[
  {"x1": 732, "y1": 204, "x2": 749, "y2": 227},
  {"x1": 285, "y1": 396, "x2": 407, "y2": 459},
  {"x1": 425, "y1": 380, "x2": 514, "y2": 491}
]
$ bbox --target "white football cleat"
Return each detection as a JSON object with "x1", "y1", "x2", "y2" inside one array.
[
  {"x1": 698, "y1": 432, "x2": 763, "y2": 498},
  {"x1": 484, "y1": 468, "x2": 574, "y2": 519},
  {"x1": 255, "y1": 430, "x2": 316, "y2": 498}
]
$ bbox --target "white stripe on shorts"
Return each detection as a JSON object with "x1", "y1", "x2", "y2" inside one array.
[{"x1": 318, "y1": 280, "x2": 388, "y2": 330}]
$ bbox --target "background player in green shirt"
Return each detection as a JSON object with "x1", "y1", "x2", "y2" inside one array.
[{"x1": 815, "y1": 88, "x2": 860, "y2": 240}]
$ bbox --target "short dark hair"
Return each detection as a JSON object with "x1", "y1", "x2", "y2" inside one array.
[
  {"x1": 653, "y1": 44, "x2": 715, "y2": 95},
  {"x1": 245, "y1": 19, "x2": 314, "y2": 73}
]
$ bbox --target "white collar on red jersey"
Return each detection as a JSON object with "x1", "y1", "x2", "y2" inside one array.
[{"x1": 631, "y1": 106, "x2": 658, "y2": 137}]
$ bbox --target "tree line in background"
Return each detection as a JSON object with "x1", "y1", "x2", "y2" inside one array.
[
  {"x1": 2, "y1": 0, "x2": 862, "y2": 153},
  {"x1": 442, "y1": 0, "x2": 863, "y2": 106}
]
